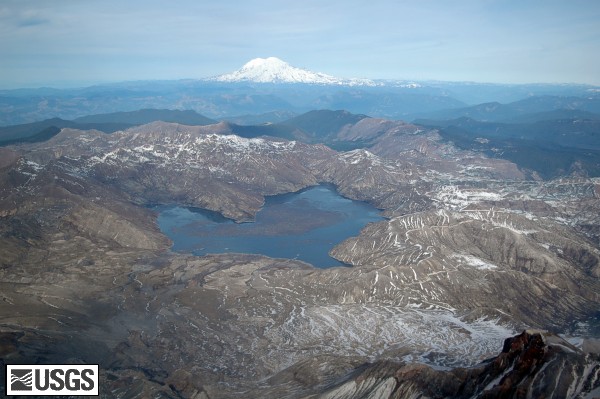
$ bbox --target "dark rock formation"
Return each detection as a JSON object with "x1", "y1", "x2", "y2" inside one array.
[{"x1": 310, "y1": 331, "x2": 600, "y2": 399}]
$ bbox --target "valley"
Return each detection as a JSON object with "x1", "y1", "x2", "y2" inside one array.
[{"x1": 1, "y1": 100, "x2": 599, "y2": 397}]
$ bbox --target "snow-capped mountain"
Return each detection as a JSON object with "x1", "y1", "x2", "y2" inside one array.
[{"x1": 213, "y1": 57, "x2": 377, "y2": 86}]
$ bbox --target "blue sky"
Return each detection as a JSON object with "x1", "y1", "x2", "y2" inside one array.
[{"x1": 1, "y1": 0, "x2": 599, "y2": 88}]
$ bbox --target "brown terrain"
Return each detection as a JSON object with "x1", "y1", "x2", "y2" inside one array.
[{"x1": 0, "y1": 118, "x2": 599, "y2": 398}]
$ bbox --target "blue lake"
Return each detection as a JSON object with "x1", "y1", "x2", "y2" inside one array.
[{"x1": 155, "y1": 184, "x2": 384, "y2": 268}]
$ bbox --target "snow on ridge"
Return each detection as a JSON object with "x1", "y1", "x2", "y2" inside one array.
[
  {"x1": 82, "y1": 131, "x2": 300, "y2": 169},
  {"x1": 340, "y1": 149, "x2": 383, "y2": 165},
  {"x1": 201, "y1": 133, "x2": 297, "y2": 152},
  {"x1": 213, "y1": 57, "x2": 378, "y2": 86},
  {"x1": 433, "y1": 185, "x2": 505, "y2": 210}
]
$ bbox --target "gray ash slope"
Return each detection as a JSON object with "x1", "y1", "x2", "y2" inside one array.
[{"x1": 1, "y1": 116, "x2": 599, "y2": 398}]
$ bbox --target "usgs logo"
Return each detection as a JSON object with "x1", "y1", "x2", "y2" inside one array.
[{"x1": 5, "y1": 364, "x2": 99, "y2": 396}]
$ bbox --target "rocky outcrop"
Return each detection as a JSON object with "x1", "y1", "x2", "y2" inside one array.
[{"x1": 311, "y1": 331, "x2": 600, "y2": 399}]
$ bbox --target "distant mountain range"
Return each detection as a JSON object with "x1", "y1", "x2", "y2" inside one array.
[
  {"x1": 1, "y1": 57, "x2": 599, "y2": 126},
  {"x1": 3, "y1": 106, "x2": 599, "y2": 179},
  {"x1": 0, "y1": 109, "x2": 216, "y2": 145},
  {"x1": 415, "y1": 95, "x2": 600, "y2": 122},
  {"x1": 407, "y1": 96, "x2": 600, "y2": 178},
  {"x1": 0, "y1": 57, "x2": 599, "y2": 178},
  {"x1": 0, "y1": 109, "x2": 372, "y2": 149}
]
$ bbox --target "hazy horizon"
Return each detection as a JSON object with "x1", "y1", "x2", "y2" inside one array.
[{"x1": 1, "y1": 0, "x2": 600, "y2": 89}]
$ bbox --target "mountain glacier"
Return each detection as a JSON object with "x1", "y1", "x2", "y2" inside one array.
[{"x1": 213, "y1": 56, "x2": 377, "y2": 86}]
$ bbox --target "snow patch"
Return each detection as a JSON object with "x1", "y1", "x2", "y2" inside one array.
[
  {"x1": 452, "y1": 254, "x2": 497, "y2": 270},
  {"x1": 433, "y1": 185, "x2": 504, "y2": 210},
  {"x1": 340, "y1": 149, "x2": 382, "y2": 165}
]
